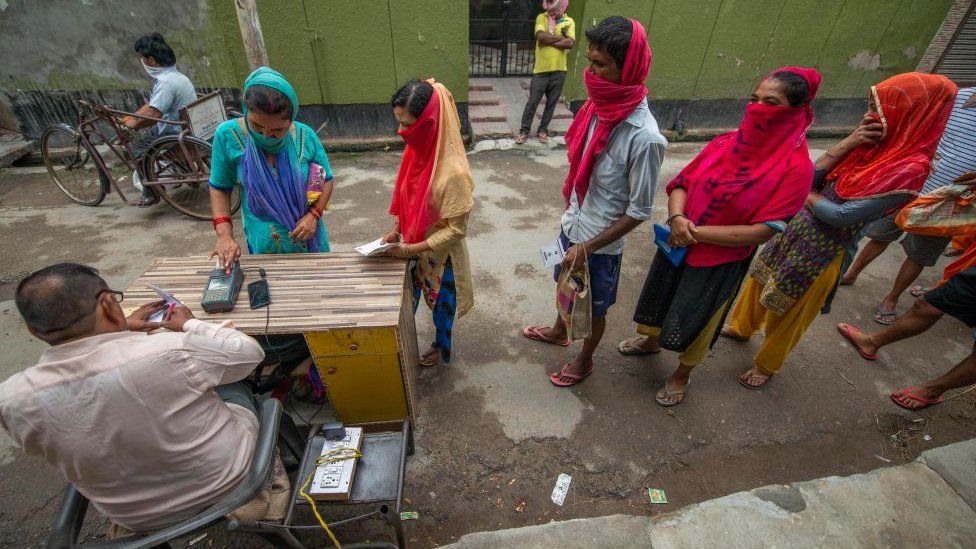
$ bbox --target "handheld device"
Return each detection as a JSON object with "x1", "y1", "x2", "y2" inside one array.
[
  {"x1": 247, "y1": 278, "x2": 271, "y2": 309},
  {"x1": 201, "y1": 262, "x2": 244, "y2": 313}
]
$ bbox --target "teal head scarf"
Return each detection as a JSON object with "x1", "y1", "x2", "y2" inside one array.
[{"x1": 242, "y1": 67, "x2": 300, "y2": 154}]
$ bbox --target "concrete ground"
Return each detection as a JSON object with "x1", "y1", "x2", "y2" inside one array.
[
  {"x1": 1, "y1": 140, "x2": 975, "y2": 547},
  {"x1": 442, "y1": 438, "x2": 976, "y2": 548}
]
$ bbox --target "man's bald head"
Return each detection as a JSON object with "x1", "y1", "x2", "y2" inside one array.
[{"x1": 15, "y1": 263, "x2": 108, "y2": 344}]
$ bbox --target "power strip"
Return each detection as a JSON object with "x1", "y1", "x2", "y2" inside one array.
[{"x1": 309, "y1": 427, "x2": 363, "y2": 501}]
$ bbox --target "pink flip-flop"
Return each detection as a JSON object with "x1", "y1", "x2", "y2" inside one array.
[
  {"x1": 837, "y1": 323, "x2": 878, "y2": 361},
  {"x1": 549, "y1": 363, "x2": 593, "y2": 387},
  {"x1": 522, "y1": 325, "x2": 571, "y2": 347}
]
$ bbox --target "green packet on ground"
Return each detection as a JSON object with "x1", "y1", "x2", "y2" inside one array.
[
  {"x1": 648, "y1": 488, "x2": 667, "y2": 504},
  {"x1": 400, "y1": 511, "x2": 419, "y2": 520}
]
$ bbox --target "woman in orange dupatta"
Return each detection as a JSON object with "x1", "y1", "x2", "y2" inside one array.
[
  {"x1": 726, "y1": 72, "x2": 956, "y2": 388},
  {"x1": 382, "y1": 79, "x2": 475, "y2": 367}
]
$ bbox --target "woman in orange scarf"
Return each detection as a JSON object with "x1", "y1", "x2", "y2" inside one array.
[
  {"x1": 382, "y1": 79, "x2": 475, "y2": 367},
  {"x1": 726, "y1": 72, "x2": 956, "y2": 388}
]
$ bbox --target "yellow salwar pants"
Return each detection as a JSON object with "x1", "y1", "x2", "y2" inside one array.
[
  {"x1": 727, "y1": 254, "x2": 844, "y2": 375},
  {"x1": 637, "y1": 296, "x2": 732, "y2": 367}
]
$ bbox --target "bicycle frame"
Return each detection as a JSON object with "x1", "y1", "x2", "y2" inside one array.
[{"x1": 73, "y1": 99, "x2": 210, "y2": 206}]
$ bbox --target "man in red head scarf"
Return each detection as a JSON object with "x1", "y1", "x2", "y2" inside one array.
[{"x1": 522, "y1": 16, "x2": 668, "y2": 387}]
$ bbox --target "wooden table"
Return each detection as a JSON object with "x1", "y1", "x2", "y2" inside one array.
[{"x1": 125, "y1": 253, "x2": 420, "y2": 426}]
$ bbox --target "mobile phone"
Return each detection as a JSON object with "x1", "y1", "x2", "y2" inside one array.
[{"x1": 247, "y1": 279, "x2": 271, "y2": 309}]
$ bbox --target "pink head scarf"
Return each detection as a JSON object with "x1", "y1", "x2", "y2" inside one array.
[{"x1": 543, "y1": 0, "x2": 569, "y2": 32}]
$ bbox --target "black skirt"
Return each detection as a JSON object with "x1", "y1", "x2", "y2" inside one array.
[{"x1": 632, "y1": 250, "x2": 752, "y2": 352}]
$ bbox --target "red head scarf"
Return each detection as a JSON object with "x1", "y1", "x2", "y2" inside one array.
[
  {"x1": 391, "y1": 81, "x2": 474, "y2": 244},
  {"x1": 830, "y1": 72, "x2": 957, "y2": 200},
  {"x1": 667, "y1": 67, "x2": 822, "y2": 267},
  {"x1": 562, "y1": 18, "x2": 651, "y2": 206}
]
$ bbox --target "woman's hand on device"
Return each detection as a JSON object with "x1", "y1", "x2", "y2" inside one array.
[{"x1": 210, "y1": 236, "x2": 241, "y2": 273}]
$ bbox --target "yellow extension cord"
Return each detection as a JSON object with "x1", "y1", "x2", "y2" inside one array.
[{"x1": 299, "y1": 446, "x2": 364, "y2": 549}]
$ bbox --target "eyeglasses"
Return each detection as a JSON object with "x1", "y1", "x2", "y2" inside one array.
[{"x1": 96, "y1": 289, "x2": 124, "y2": 303}]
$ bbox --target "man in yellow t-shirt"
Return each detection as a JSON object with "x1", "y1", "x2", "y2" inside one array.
[{"x1": 517, "y1": 1, "x2": 575, "y2": 145}]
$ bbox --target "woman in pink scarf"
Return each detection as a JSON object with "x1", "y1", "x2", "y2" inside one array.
[{"x1": 618, "y1": 67, "x2": 822, "y2": 406}]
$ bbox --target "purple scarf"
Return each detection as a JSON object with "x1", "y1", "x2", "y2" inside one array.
[{"x1": 240, "y1": 137, "x2": 321, "y2": 252}]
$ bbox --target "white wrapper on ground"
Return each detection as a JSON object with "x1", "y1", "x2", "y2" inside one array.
[{"x1": 551, "y1": 473, "x2": 572, "y2": 506}]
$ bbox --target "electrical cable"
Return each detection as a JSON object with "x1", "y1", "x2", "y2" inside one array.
[{"x1": 299, "y1": 447, "x2": 363, "y2": 549}]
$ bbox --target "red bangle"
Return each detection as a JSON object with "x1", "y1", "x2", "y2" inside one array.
[
  {"x1": 213, "y1": 216, "x2": 232, "y2": 230},
  {"x1": 309, "y1": 204, "x2": 323, "y2": 219}
]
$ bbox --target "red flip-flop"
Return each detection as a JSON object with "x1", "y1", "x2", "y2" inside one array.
[
  {"x1": 522, "y1": 325, "x2": 571, "y2": 347},
  {"x1": 549, "y1": 363, "x2": 593, "y2": 387},
  {"x1": 891, "y1": 386, "x2": 944, "y2": 410},
  {"x1": 836, "y1": 323, "x2": 878, "y2": 361}
]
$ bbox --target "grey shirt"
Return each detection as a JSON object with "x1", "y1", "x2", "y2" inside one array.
[
  {"x1": 560, "y1": 98, "x2": 667, "y2": 255},
  {"x1": 148, "y1": 67, "x2": 196, "y2": 135}
]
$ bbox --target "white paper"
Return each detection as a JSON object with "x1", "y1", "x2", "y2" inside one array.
[
  {"x1": 355, "y1": 238, "x2": 397, "y2": 257},
  {"x1": 540, "y1": 238, "x2": 565, "y2": 268},
  {"x1": 146, "y1": 284, "x2": 182, "y2": 323},
  {"x1": 551, "y1": 473, "x2": 572, "y2": 506}
]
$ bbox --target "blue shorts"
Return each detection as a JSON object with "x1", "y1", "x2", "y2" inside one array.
[{"x1": 553, "y1": 232, "x2": 622, "y2": 318}]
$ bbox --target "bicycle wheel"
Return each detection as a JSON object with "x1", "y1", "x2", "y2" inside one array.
[
  {"x1": 143, "y1": 135, "x2": 242, "y2": 220},
  {"x1": 41, "y1": 124, "x2": 107, "y2": 206}
]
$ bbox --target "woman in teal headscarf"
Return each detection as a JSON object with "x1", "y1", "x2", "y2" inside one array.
[{"x1": 209, "y1": 67, "x2": 334, "y2": 267}]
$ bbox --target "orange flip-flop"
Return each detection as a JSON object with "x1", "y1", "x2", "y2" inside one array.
[{"x1": 837, "y1": 323, "x2": 878, "y2": 361}]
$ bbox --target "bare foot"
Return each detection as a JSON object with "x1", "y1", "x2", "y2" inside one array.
[
  {"x1": 839, "y1": 274, "x2": 857, "y2": 286},
  {"x1": 738, "y1": 367, "x2": 771, "y2": 389}
]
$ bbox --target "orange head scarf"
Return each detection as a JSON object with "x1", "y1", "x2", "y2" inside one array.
[
  {"x1": 391, "y1": 80, "x2": 475, "y2": 244},
  {"x1": 830, "y1": 72, "x2": 957, "y2": 201}
]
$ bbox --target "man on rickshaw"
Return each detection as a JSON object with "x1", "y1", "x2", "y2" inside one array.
[{"x1": 122, "y1": 33, "x2": 196, "y2": 205}]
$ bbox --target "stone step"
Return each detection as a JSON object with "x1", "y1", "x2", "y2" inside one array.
[
  {"x1": 468, "y1": 104, "x2": 506, "y2": 123},
  {"x1": 471, "y1": 121, "x2": 512, "y2": 141},
  {"x1": 469, "y1": 90, "x2": 501, "y2": 106},
  {"x1": 468, "y1": 84, "x2": 493, "y2": 92}
]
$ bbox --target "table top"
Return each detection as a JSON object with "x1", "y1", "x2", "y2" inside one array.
[{"x1": 124, "y1": 253, "x2": 408, "y2": 334}]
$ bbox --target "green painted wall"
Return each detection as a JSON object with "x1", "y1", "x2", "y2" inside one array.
[
  {"x1": 562, "y1": 0, "x2": 954, "y2": 101},
  {"x1": 260, "y1": 0, "x2": 468, "y2": 104}
]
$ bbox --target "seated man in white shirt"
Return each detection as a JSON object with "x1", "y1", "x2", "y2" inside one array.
[{"x1": 0, "y1": 263, "x2": 284, "y2": 535}]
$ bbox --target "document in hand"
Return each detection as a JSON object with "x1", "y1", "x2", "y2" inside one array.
[
  {"x1": 355, "y1": 238, "x2": 397, "y2": 257},
  {"x1": 146, "y1": 284, "x2": 183, "y2": 323}
]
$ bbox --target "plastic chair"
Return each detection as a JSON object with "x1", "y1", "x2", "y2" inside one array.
[{"x1": 45, "y1": 398, "x2": 306, "y2": 549}]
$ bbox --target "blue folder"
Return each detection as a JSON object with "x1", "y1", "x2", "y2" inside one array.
[{"x1": 653, "y1": 223, "x2": 688, "y2": 267}]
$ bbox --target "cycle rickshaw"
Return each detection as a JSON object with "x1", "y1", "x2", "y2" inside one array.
[{"x1": 40, "y1": 92, "x2": 242, "y2": 220}]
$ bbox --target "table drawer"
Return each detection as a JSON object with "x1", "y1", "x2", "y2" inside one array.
[{"x1": 305, "y1": 327, "x2": 398, "y2": 357}]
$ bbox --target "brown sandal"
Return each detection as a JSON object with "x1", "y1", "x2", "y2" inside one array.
[{"x1": 738, "y1": 368, "x2": 771, "y2": 390}]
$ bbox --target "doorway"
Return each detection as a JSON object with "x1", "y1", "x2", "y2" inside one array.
[{"x1": 469, "y1": 0, "x2": 538, "y2": 77}]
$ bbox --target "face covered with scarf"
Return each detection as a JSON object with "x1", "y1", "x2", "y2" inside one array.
[
  {"x1": 543, "y1": 0, "x2": 569, "y2": 32},
  {"x1": 561, "y1": 18, "x2": 651, "y2": 206},
  {"x1": 829, "y1": 72, "x2": 957, "y2": 200},
  {"x1": 390, "y1": 80, "x2": 475, "y2": 245},
  {"x1": 667, "y1": 67, "x2": 822, "y2": 267}
]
